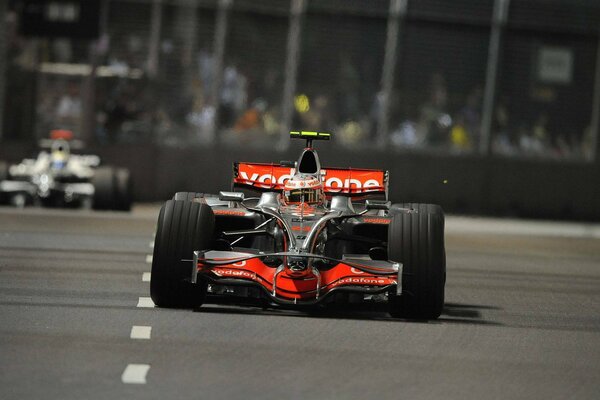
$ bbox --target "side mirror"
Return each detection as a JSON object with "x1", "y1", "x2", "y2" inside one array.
[
  {"x1": 219, "y1": 191, "x2": 245, "y2": 202},
  {"x1": 365, "y1": 199, "x2": 390, "y2": 211}
]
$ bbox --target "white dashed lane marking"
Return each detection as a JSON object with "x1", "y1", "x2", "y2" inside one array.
[
  {"x1": 137, "y1": 297, "x2": 154, "y2": 308},
  {"x1": 130, "y1": 326, "x2": 152, "y2": 340},
  {"x1": 121, "y1": 364, "x2": 150, "y2": 384},
  {"x1": 123, "y1": 241, "x2": 155, "y2": 385}
]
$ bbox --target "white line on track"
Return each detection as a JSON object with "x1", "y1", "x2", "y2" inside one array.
[
  {"x1": 130, "y1": 326, "x2": 152, "y2": 339},
  {"x1": 137, "y1": 297, "x2": 154, "y2": 308},
  {"x1": 142, "y1": 272, "x2": 151, "y2": 282},
  {"x1": 145, "y1": 254, "x2": 153, "y2": 264},
  {"x1": 121, "y1": 364, "x2": 150, "y2": 384}
]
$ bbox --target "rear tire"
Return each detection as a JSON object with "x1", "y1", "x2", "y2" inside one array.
[
  {"x1": 150, "y1": 200, "x2": 215, "y2": 308},
  {"x1": 387, "y1": 203, "x2": 446, "y2": 319},
  {"x1": 92, "y1": 167, "x2": 116, "y2": 210},
  {"x1": 0, "y1": 161, "x2": 8, "y2": 181},
  {"x1": 115, "y1": 168, "x2": 132, "y2": 211}
]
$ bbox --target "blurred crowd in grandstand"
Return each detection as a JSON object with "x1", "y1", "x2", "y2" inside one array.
[
  {"x1": 11, "y1": 43, "x2": 591, "y2": 160},
  {"x1": 2, "y1": 2, "x2": 597, "y2": 162}
]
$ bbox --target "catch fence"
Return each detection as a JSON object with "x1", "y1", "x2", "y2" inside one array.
[{"x1": 2, "y1": 0, "x2": 599, "y2": 162}]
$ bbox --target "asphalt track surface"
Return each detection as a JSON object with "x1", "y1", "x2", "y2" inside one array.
[{"x1": 1, "y1": 206, "x2": 599, "y2": 400}]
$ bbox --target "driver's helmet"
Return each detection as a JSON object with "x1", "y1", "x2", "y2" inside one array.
[
  {"x1": 50, "y1": 139, "x2": 70, "y2": 170},
  {"x1": 283, "y1": 175, "x2": 324, "y2": 206}
]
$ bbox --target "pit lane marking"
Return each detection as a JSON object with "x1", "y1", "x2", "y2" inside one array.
[
  {"x1": 142, "y1": 272, "x2": 151, "y2": 282},
  {"x1": 145, "y1": 255, "x2": 153, "y2": 263},
  {"x1": 121, "y1": 364, "x2": 150, "y2": 384},
  {"x1": 137, "y1": 297, "x2": 154, "y2": 308},
  {"x1": 130, "y1": 326, "x2": 152, "y2": 340}
]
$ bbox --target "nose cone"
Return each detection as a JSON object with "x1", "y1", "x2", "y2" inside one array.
[
  {"x1": 277, "y1": 266, "x2": 319, "y2": 294},
  {"x1": 287, "y1": 257, "x2": 308, "y2": 274}
]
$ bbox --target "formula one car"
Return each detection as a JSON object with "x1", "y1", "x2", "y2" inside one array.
[
  {"x1": 0, "y1": 130, "x2": 132, "y2": 210},
  {"x1": 151, "y1": 131, "x2": 445, "y2": 319}
]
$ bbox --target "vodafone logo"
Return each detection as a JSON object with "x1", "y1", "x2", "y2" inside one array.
[
  {"x1": 322, "y1": 175, "x2": 381, "y2": 193},
  {"x1": 238, "y1": 168, "x2": 382, "y2": 192},
  {"x1": 350, "y1": 267, "x2": 365, "y2": 274},
  {"x1": 362, "y1": 218, "x2": 390, "y2": 224},
  {"x1": 239, "y1": 170, "x2": 294, "y2": 188},
  {"x1": 213, "y1": 268, "x2": 254, "y2": 279},
  {"x1": 214, "y1": 210, "x2": 247, "y2": 216},
  {"x1": 338, "y1": 277, "x2": 388, "y2": 285},
  {"x1": 291, "y1": 226, "x2": 311, "y2": 232}
]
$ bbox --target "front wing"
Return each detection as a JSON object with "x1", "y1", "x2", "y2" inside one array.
[
  {"x1": 192, "y1": 251, "x2": 402, "y2": 305},
  {"x1": 0, "y1": 180, "x2": 94, "y2": 196}
]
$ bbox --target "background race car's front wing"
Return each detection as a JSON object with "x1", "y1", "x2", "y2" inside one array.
[{"x1": 192, "y1": 251, "x2": 402, "y2": 305}]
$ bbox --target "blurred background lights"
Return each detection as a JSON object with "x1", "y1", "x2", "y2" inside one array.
[{"x1": 294, "y1": 94, "x2": 310, "y2": 113}]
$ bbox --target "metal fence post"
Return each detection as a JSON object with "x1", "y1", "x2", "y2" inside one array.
[
  {"x1": 479, "y1": 0, "x2": 510, "y2": 155},
  {"x1": 377, "y1": 0, "x2": 407, "y2": 148},
  {"x1": 147, "y1": 0, "x2": 163, "y2": 79},
  {"x1": 174, "y1": 0, "x2": 198, "y2": 90},
  {"x1": 279, "y1": 0, "x2": 306, "y2": 151},
  {"x1": 81, "y1": 0, "x2": 109, "y2": 143},
  {"x1": 0, "y1": 0, "x2": 7, "y2": 141},
  {"x1": 208, "y1": 0, "x2": 231, "y2": 145},
  {"x1": 588, "y1": 30, "x2": 600, "y2": 162}
]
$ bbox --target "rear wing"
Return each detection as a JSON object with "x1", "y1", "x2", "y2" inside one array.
[{"x1": 233, "y1": 162, "x2": 388, "y2": 197}]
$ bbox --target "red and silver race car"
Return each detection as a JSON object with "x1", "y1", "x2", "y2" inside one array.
[{"x1": 151, "y1": 131, "x2": 446, "y2": 319}]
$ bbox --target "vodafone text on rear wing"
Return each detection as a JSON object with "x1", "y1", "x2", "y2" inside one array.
[{"x1": 232, "y1": 162, "x2": 389, "y2": 197}]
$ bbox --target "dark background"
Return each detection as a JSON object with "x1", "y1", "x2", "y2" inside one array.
[{"x1": 1, "y1": 0, "x2": 599, "y2": 220}]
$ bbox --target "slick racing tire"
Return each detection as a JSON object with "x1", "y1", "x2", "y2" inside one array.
[
  {"x1": 0, "y1": 161, "x2": 8, "y2": 204},
  {"x1": 387, "y1": 203, "x2": 446, "y2": 320},
  {"x1": 150, "y1": 200, "x2": 215, "y2": 308},
  {"x1": 92, "y1": 167, "x2": 117, "y2": 210},
  {"x1": 0, "y1": 161, "x2": 7, "y2": 181},
  {"x1": 115, "y1": 168, "x2": 133, "y2": 211},
  {"x1": 173, "y1": 192, "x2": 204, "y2": 202}
]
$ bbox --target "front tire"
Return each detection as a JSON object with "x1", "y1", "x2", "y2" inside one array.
[
  {"x1": 92, "y1": 167, "x2": 116, "y2": 210},
  {"x1": 0, "y1": 161, "x2": 8, "y2": 181},
  {"x1": 150, "y1": 200, "x2": 215, "y2": 308},
  {"x1": 0, "y1": 161, "x2": 8, "y2": 204},
  {"x1": 387, "y1": 203, "x2": 446, "y2": 319}
]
